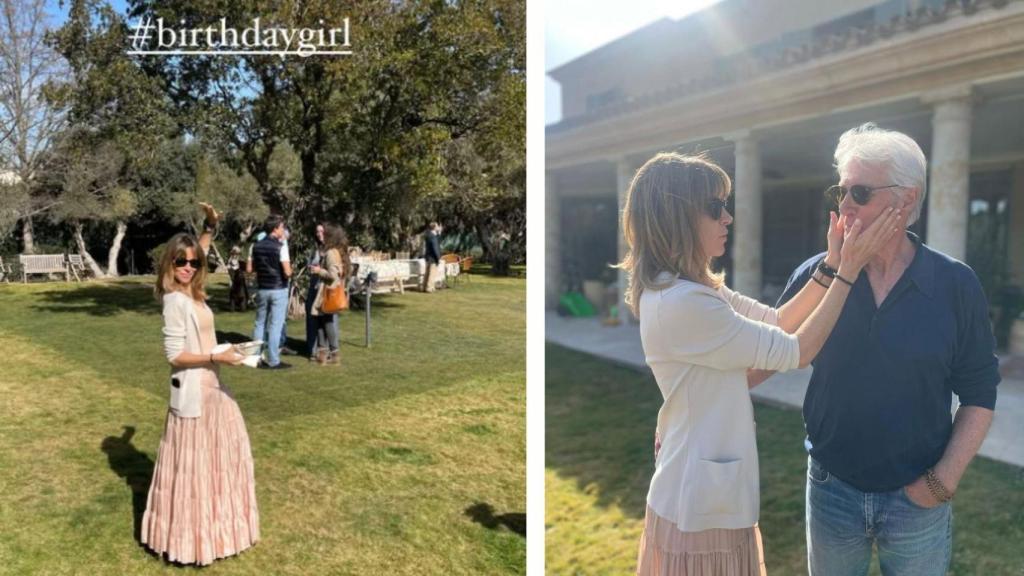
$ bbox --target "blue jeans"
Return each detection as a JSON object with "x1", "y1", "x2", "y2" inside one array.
[
  {"x1": 253, "y1": 288, "x2": 289, "y2": 366},
  {"x1": 807, "y1": 457, "x2": 952, "y2": 576}
]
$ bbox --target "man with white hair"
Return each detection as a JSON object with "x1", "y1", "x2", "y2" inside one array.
[{"x1": 775, "y1": 123, "x2": 1000, "y2": 575}]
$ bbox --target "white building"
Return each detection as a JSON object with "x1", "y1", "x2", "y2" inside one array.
[{"x1": 546, "y1": 0, "x2": 1024, "y2": 343}]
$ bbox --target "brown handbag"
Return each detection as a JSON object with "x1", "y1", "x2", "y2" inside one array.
[
  {"x1": 321, "y1": 284, "x2": 348, "y2": 313},
  {"x1": 320, "y1": 249, "x2": 348, "y2": 313}
]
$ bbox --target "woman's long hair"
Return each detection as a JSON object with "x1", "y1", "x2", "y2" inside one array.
[
  {"x1": 616, "y1": 152, "x2": 731, "y2": 316},
  {"x1": 154, "y1": 233, "x2": 208, "y2": 301},
  {"x1": 322, "y1": 224, "x2": 352, "y2": 281}
]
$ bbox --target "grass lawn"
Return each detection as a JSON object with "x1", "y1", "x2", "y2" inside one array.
[
  {"x1": 546, "y1": 343, "x2": 1024, "y2": 575},
  {"x1": 0, "y1": 274, "x2": 524, "y2": 575}
]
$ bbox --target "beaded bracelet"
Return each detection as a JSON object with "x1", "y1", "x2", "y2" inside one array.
[{"x1": 925, "y1": 468, "x2": 954, "y2": 502}]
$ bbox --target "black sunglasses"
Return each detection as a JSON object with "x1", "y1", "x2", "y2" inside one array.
[
  {"x1": 173, "y1": 257, "x2": 202, "y2": 269},
  {"x1": 706, "y1": 198, "x2": 729, "y2": 220},
  {"x1": 826, "y1": 184, "x2": 901, "y2": 206}
]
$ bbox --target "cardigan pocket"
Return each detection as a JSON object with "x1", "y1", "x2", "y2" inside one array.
[
  {"x1": 169, "y1": 376, "x2": 183, "y2": 413},
  {"x1": 694, "y1": 458, "x2": 742, "y2": 515}
]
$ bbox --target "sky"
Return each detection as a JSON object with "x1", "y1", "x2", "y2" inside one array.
[{"x1": 545, "y1": 0, "x2": 723, "y2": 125}]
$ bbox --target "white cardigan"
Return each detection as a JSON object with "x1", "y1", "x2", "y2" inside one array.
[
  {"x1": 161, "y1": 291, "x2": 213, "y2": 418},
  {"x1": 640, "y1": 274, "x2": 800, "y2": 531}
]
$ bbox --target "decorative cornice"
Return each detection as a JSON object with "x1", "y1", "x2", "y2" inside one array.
[
  {"x1": 920, "y1": 84, "x2": 975, "y2": 105},
  {"x1": 547, "y1": 0, "x2": 1018, "y2": 138}
]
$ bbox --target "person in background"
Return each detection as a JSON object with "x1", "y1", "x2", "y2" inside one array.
[
  {"x1": 309, "y1": 224, "x2": 351, "y2": 365},
  {"x1": 422, "y1": 221, "x2": 442, "y2": 293},
  {"x1": 250, "y1": 214, "x2": 292, "y2": 369},
  {"x1": 247, "y1": 226, "x2": 296, "y2": 357},
  {"x1": 304, "y1": 223, "x2": 339, "y2": 359},
  {"x1": 227, "y1": 245, "x2": 248, "y2": 312}
]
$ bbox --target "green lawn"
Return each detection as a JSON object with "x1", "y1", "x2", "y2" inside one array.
[
  {"x1": 0, "y1": 275, "x2": 525, "y2": 575},
  {"x1": 546, "y1": 344, "x2": 1024, "y2": 575}
]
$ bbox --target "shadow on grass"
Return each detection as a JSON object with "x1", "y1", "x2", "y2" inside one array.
[
  {"x1": 464, "y1": 503, "x2": 526, "y2": 537},
  {"x1": 349, "y1": 293, "x2": 409, "y2": 310},
  {"x1": 32, "y1": 283, "x2": 160, "y2": 317},
  {"x1": 545, "y1": 344, "x2": 661, "y2": 520},
  {"x1": 100, "y1": 426, "x2": 154, "y2": 544},
  {"x1": 216, "y1": 330, "x2": 314, "y2": 358}
]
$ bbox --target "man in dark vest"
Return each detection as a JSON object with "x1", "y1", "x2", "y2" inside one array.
[
  {"x1": 250, "y1": 214, "x2": 292, "y2": 369},
  {"x1": 422, "y1": 221, "x2": 442, "y2": 293}
]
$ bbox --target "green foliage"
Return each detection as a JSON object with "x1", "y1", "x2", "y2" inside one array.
[
  {"x1": 20, "y1": 0, "x2": 524, "y2": 263},
  {"x1": 145, "y1": 242, "x2": 165, "y2": 273},
  {"x1": 125, "y1": 0, "x2": 525, "y2": 256}
]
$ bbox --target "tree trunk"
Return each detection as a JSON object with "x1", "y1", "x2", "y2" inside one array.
[
  {"x1": 475, "y1": 221, "x2": 496, "y2": 262},
  {"x1": 239, "y1": 222, "x2": 255, "y2": 244},
  {"x1": 22, "y1": 216, "x2": 35, "y2": 254},
  {"x1": 106, "y1": 220, "x2": 127, "y2": 277},
  {"x1": 73, "y1": 221, "x2": 107, "y2": 278}
]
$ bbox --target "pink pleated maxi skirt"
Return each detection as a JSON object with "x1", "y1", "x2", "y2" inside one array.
[
  {"x1": 636, "y1": 506, "x2": 766, "y2": 576},
  {"x1": 141, "y1": 371, "x2": 260, "y2": 565}
]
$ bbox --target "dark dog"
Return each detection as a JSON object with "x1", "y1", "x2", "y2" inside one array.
[{"x1": 229, "y1": 268, "x2": 249, "y2": 311}]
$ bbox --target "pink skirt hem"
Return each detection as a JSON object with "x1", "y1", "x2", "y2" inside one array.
[{"x1": 636, "y1": 505, "x2": 766, "y2": 576}]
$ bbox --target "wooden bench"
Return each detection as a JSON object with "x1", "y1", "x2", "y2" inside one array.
[
  {"x1": 67, "y1": 254, "x2": 87, "y2": 281},
  {"x1": 19, "y1": 254, "x2": 70, "y2": 282}
]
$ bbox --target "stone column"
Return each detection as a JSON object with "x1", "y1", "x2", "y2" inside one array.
[
  {"x1": 727, "y1": 131, "x2": 763, "y2": 299},
  {"x1": 545, "y1": 173, "x2": 561, "y2": 309},
  {"x1": 924, "y1": 85, "x2": 973, "y2": 261},
  {"x1": 617, "y1": 158, "x2": 635, "y2": 322}
]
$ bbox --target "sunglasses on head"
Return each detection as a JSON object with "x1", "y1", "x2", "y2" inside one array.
[
  {"x1": 826, "y1": 183, "x2": 901, "y2": 206},
  {"x1": 705, "y1": 198, "x2": 728, "y2": 220},
  {"x1": 173, "y1": 257, "x2": 202, "y2": 269}
]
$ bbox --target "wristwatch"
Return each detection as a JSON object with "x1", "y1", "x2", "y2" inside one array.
[{"x1": 816, "y1": 260, "x2": 838, "y2": 279}]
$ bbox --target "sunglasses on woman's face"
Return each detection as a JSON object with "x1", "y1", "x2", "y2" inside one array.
[
  {"x1": 705, "y1": 198, "x2": 728, "y2": 220},
  {"x1": 174, "y1": 258, "x2": 202, "y2": 269},
  {"x1": 826, "y1": 184, "x2": 901, "y2": 206}
]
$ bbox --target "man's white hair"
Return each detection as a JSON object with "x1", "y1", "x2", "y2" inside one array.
[{"x1": 833, "y1": 123, "x2": 928, "y2": 225}]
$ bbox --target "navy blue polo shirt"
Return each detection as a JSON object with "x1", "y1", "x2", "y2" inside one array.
[{"x1": 777, "y1": 233, "x2": 999, "y2": 492}]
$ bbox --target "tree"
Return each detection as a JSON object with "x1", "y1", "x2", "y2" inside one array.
[
  {"x1": 0, "y1": 0, "x2": 68, "y2": 252},
  {"x1": 315, "y1": 0, "x2": 525, "y2": 256},
  {"x1": 45, "y1": 0, "x2": 177, "y2": 275},
  {"x1": 34, "y1": 0, "x2": 526, "y2": 267},
  {"x1": 45, "y1": 140, "x2": 131, "y2": 277},
  {"x1": 160, "y1": 145, "x2": 269, "y2": 269}
]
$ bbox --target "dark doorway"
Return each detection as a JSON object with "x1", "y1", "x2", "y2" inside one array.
[{"x1": 559, "y1": 196, "x2": 618, "y2": 293}]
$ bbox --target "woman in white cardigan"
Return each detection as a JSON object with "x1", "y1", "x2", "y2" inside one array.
[
  {"x1": 141, "y1": 202, "x2": 259, "y2": 566},
  {"x1": 620, "y1": 154, "x2": 903, "y2": 575}
]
